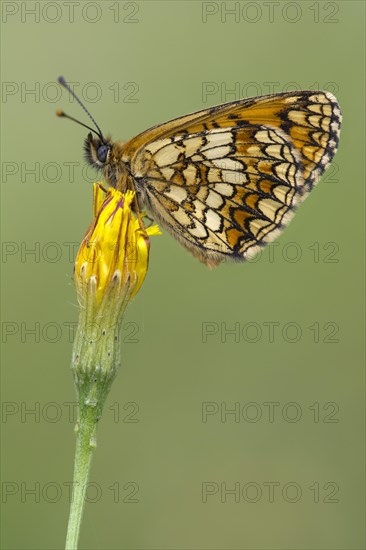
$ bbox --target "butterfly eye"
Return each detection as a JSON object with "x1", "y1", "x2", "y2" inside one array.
[{"x1": 97, "y1": 145, "x2": 109, "y2": 163}]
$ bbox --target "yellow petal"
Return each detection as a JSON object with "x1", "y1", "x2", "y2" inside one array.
[{"x1": 75, "y1": 183, "x2": 161, "y2": 306}]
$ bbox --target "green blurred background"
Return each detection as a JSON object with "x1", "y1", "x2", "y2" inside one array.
[{"x1": 1, "y1": 1, "x2": 365, "y2": 548}]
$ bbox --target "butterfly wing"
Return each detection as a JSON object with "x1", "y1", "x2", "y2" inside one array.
[{"x1": 121, "y1": 91, "x2": 341, "y2": 265}]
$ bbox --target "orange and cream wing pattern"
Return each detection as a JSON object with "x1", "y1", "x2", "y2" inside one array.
[{"x1": 121, "y1": 91, "x2": 341, "y2": 265}]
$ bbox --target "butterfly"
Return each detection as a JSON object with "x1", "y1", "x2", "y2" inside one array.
[{"x1": 57, "y1": 77, "x2": 342, "y2": 267}]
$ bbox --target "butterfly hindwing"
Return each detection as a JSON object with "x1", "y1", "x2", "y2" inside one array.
[
  {"x1": 133, "y1": 124, "x2": 304, "y2": 264},
  {"x1": 121, "y1": 91, "x2": 342, "y2": 265}
]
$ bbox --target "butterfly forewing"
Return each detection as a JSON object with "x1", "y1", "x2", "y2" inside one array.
[{"x1": 120, "y1": 91, "x2": 341, "y2": 266}]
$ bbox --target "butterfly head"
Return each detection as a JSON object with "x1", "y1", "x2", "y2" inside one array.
[{"x1": 84, "y1": 132, "x2": 112, "y2": 169}]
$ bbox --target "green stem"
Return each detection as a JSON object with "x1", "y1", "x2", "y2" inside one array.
[
  {"x1": 65, "y1": 401, "x2": 98, "y2": 550},
  {"x1": 65, "y1": 273, "x2": 131, "y2": 548}
]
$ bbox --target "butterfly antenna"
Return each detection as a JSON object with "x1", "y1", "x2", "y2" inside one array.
[
  {"x1": 56, "y1": 109, "x2": 103, "y2": 138},
  {"x1": 57, "y1": 76, "x2": 105, "y2": 141}
]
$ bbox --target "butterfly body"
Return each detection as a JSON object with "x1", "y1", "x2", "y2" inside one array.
[{"x1": 83, "y1": 91, "x2": 342, "y2": 267}]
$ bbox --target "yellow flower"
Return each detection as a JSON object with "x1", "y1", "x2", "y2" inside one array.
[{"x1": 75, "y1": 182, "x2": 160, "y2": 306}]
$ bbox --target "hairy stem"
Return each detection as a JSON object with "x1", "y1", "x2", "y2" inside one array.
[{"x1": 65, "y1": 398, "x2": 98, "y2": 550}]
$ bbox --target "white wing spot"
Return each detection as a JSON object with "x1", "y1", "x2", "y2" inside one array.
[
  {"x1": 146, "y1": 138, "x2": 172, "y2": 155},
  {"x1": 172, "y1": 207, "x2": 192, "y2": 226},
  {"x1": 213, "y1": 183, "x2": 235, "y2": 197},
  {"x1": 265, "y1": 144, "x2": 287, "y2": 160},
  {"x1": 188, "y1": 220, "x2": 208, "y2": 238},
  {"x1": 205, "y1": 209, "x2": 221, "y2": 231},
  {"x1": 161, "y1": 167, "x2": 175, "y2": 180},
  {"x1": 165, "y1": 185, "x2": 188, "y2": 203},
  {"x1": 222, "y1": 170, "x2": 247, "y2": 184},
  {"x1": 202, "y1": 132, "x2": 233, "y2": 149},
  {"x1": 154, "y1": 143, "x2": 182, "y2": 166},
  {"x1": 255, "y1": 130, "x2": 276, "y2": 144},
  {"x1": 212, "y1": 158, "x2": 243, "y2": 171},
  {"x1": 183, "y1": 137, "x2": 204, "y2": 158},
  {"x1": 203, "y1": 145, "x2": 232, "y2": 160},
  {"x1": 206, "y1": 190, "x2": 224, "y2": 208}
]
